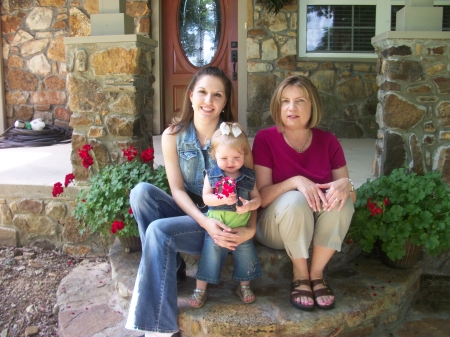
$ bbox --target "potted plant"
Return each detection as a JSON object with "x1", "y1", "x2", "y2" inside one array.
[
  {"x1": 347, "y1": 167, "x2": 450, "y2": 268},
  {"x1": 72, "y1": 145, "x2": 170, "y2": 252}
]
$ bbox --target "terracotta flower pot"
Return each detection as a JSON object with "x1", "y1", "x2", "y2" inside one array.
[
  {"x1": 118, "y1": 235, "x2": 142, "y2": 253},
  {"x1": 379, "y1": 241, "x2": 422, "y2": 269}
]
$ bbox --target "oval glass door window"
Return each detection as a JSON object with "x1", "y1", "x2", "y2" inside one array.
[{"x1": 179, "y1": 0, "x2": 222, "y2": 67}]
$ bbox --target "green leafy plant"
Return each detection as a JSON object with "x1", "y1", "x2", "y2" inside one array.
[
  {"x1": 347, "y1": 168, "x2": 450, "y2": 261},
  {"x1": 258, "y1": 0, "x2": 291, "y2": 14},
  {"x1": 73, "y1": 146, "x2": 170, "y2": 238}
]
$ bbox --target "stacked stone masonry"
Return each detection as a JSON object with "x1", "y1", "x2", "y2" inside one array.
[
  {"x1": 1, "y1": 0, "x2": 151, "y2": 129},
  {"x1": 372, "y1": 39, "x2": 450, "y2": 182},
  {"x1": 0, "y1": 190, "x2": 112, "y2": 256},
  {"x1": 246, "y1": 0, "x2": 378, "y2": 138},
  {"x1": 65, "y1": 38, "x2": 156, "y2": 181}
]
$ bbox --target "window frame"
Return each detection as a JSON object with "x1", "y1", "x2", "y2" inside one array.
[{"x1": 297, "y1": 0, "x2": 450, "y2": 61}]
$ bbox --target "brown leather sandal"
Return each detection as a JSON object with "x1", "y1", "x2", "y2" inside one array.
[
  {"x1": 290, "y1": 279, "x2": 314, "y2": 311},
  {"x1": 311, "y1": 278, "x2": 335, "y2": 310}
]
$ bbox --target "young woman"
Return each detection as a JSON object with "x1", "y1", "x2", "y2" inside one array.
[
  {"x1": 126, "y1": 67, "x2": 255, "y2": 337},
  {"x1": 253, "y1": 76, "x2": 356, "y2": 311},
  {"x1": 189, "y1": 122, "x2": 261, "y2": 308}
]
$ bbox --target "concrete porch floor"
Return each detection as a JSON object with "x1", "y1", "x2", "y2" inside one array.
[{"x1": 0, "y1": 136, "x2": 376, "y2": 189}]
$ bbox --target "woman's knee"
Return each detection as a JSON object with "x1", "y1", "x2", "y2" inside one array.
[
  {"x1": 328, "y1": 198, "x2": 354, "y2": 224},
  {"x1": 281, "y1": 191, "x2": 308, "y2": 206},
  {"x1": 276, "y1": 192, "x2": 314, "y2": 229},
  {"x1": 131, "y1": 182, "x2": 153, "y2": 201},
  {"x1": 130, "y1": 182, "x2": 162, "y2": 208}
]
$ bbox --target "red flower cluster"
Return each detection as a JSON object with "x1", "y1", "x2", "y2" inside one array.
[
  {"x1": 122, "y1": 146, "x2": 155, "y2": 163},
  {"x1": 111, "y1": 220, "x2": 125, "y2": 234},
  {"x1": 366, "y1": 197, "x2": 390, "y2": 216},
  {"x1": 78, "y1": 144, "x2": 94, "y2": 169},
  {"x1": 122, "y1": 146, "x2": 138, "y2": 161},
  {"x1": 64, "y1": 173, "x2": 75, "y2": 187},
  {"x1": 141, "y1": 148, "x2": 155, "y2": 163},
  {"x1": 52, "y1": 173, "x2": 76, "y2": 197},
  {"x1": 52, "y1": 182, "x2": 64, "y2": 197},
  {"x1": 214, "y1": 177, "x2": 236, "y2": 199}
]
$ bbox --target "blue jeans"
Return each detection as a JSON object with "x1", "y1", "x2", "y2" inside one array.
[
  {"x1": 125, "y1": 183, "x2": 206, "y2": 334},
  {"x1": 197, "y1": 232, "x2": 261, "y2": 284}
]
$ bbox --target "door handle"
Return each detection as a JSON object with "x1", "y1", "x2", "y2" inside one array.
[{"x1": 231, "y1": 50, "x2": 238, "y2": 81}]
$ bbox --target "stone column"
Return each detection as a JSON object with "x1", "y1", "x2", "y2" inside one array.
[
  {"x1": 64, "y1": 0, "x2": 158, "y2": 182},
  {"x1": 64, "y1": 35, "x2": 157, "y2": 182},
  {"x1": 372, "y1": 31, "x2": 450, "y2": 182}
]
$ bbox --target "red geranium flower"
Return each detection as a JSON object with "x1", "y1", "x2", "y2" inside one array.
[
  {"x1": 128, "y1": 207, "x2": 133, "y2": 214},
  {"x1": 78, "y1": 144, "x2": 94, "y2": 169},
  {"x1": 111, "y1": 220, "x2": 125, "y2": 234},
  {"x1": 64, "y1": 173, "x2": 75, "y2": 187},
  {"x1": 214, "y1": 177, "x2": 236, "y2": 199},
  {"x1": 141, "y1": 148, "x2": 155, "y2": 163},
  {"x1": 366, "y1": 197, "x2": 384, "y2": 216},
  {"x1": 122, "y1": 146, "x2": 138, "y2": 161},
  {"x1": 52, "y1": 182, "x2": 64, "y2": 197}
]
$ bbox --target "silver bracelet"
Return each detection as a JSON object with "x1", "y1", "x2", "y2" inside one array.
[{"x1": 348, "y1": 178, "x2": 354, "y2": 194}]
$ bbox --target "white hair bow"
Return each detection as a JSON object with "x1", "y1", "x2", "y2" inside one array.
[{"x1": 220, "y1": 122, "x2": 242, "y2": 137}]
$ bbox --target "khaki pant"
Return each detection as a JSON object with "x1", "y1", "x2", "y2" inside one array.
[{"x1": 256, "y1": 191, "x2": 354, "y2": 259}]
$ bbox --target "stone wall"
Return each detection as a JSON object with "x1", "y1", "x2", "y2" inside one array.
[
  {"x1": 0, "y1": 186, "x2": 112, "y2": 255},
  {"x1": 246, "y1": 0, "x2": 378, "y2": 138},
  {"x1": 1, "y1": 0, "x2": 151, "y2": 129}
]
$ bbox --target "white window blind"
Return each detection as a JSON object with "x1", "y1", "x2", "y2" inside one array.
[{"x1": 298, "y1": 0, "x2": 450, "y2": 60}]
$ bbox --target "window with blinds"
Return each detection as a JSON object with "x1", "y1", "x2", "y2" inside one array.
[
  {"x1": 306, "y1": 5, "x2": 376, "y2": 53},
  {"x1": 298, "y1": 1, "x2": 450, "y2": 60}
]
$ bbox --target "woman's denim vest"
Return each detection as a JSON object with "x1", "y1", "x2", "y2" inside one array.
[
  {"x1": 176, "y1": 121, "x2": 216, "y2": 197},
  {"x1": 206, "y1": 164, "x2": 256, "y2": 212}
]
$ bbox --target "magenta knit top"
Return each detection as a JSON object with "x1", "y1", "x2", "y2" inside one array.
[{"x1": 252, "y1": 127, "x2": 346, "y2": 185}]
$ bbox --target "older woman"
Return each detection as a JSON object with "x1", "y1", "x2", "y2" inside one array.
[{"x1": 252, "y1": 76, "x2": 355, "y2": 311}]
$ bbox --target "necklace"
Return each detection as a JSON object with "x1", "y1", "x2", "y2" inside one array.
[
  {"x1": 195, "y1": 130, "x2": 210, "y2": 147},
  {"x1": 283, "y1": 129, "x2": 311, "y2": 153}
]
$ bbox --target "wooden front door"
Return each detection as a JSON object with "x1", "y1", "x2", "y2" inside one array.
[{"x1": 162, "y1": 0, "x2": 238, "y2": 127}]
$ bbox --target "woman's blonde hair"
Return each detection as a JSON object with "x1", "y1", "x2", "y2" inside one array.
[
  {"x1": 270, "y1": 75, "x2": 323, "y2": 130},
  {"x1": 169, "y1": 66, "x2": 235, "y2": 134},
  {"x1": 209, "y1": 122, "x2": 250, "y2": 159}
]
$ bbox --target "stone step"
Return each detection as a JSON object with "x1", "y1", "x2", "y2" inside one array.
[
  {"x1": 109, "y1": 238, "x2": 360, "y2": 297},
  {"x1": 109, "y1": 239, "x2": 422, "y2": 337}
]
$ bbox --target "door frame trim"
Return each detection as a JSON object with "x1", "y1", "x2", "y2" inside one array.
[
  {"x1": 152, "y1": 0, "x2": 247, "y2": 135},
  {"x1": 237, "y1": 0, "x2": 247, "y2": 130}
]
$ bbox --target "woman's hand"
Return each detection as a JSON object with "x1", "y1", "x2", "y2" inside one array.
[
  {"x1": 292, "y1": 176, "x2": 327, "y2": 212},
  {"x1": 202, "y1": 217, "x2": 240, "y2": 250},
  {"x1": 212, "y1": 225, "x2": 255, "y2": 250},
  {"x1": 316, "y1": 177, "x2": 351, "y2": 212}
]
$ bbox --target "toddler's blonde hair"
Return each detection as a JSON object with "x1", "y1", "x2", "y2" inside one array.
[{"x1": 209, "y1": 122, "x2": 250, "y2": 159}]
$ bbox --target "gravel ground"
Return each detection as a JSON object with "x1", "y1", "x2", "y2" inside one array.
[{"x1": 0, "y1": 245, "x2": 107, "y2": 337}]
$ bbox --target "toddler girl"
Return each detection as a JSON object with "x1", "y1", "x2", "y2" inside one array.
[{"x1": 189, "y1": 122, "x2": 262, "y2": 308}]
